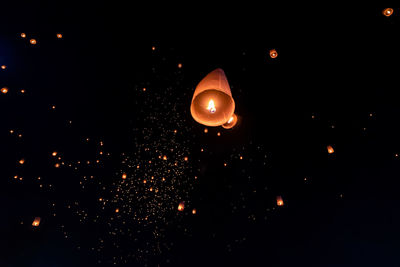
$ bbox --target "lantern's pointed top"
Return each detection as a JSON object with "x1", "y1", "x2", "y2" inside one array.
[{"x1": 194, "y1": 68, "x2": 232, "y2": 99}]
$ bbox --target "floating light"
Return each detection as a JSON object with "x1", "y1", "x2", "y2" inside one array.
[
  {"x1": 192, "y1": 209, "x2": 197, "y2": 214},
  {"x1": 177, "y1": 202, "x2": 185, "y2": 211},
  {"x1": 1, "y1": 65, "x2": 6, "y2": 70},
  {"x1": 57, "y1": 33, "x2": 63, "y2": 38},
  {"x1": 190, "y1": 69, "x2": 235, "y2": 127},
  {"x1": 269, "y1": 49, "x2": 278, "y2": 58},
  {"x1": 327, "y1": 145, "x2": 334, "y2": 154},
  {"x1": 122, "y1": 173, "x2": 127, "y2": 179},
  {"x1": 276, "y1": 196, "x2": 284, "y2": 206},
  {"x1": 1, "y1": 87, "x2": 8, "y2": 94},
  {"x1": 21, "y1": 33, "x2": 26, "y2": 38},
  {"x1": 32, "y1": 217, "x2": 41, "y2": 227},
  {"x1": 383, "y1": 8, "x2": 394, "y2": 17},
  {"x1": 222, "y1": 113, "x2": 238, "y2": 129},
  {"x1": 30, "y1": 39, "x2": 37, "y2": 45}
]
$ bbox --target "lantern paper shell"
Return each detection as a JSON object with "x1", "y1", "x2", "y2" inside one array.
[
  {"x1": 270, "y1": 49, "x2": 278, "y2": 58},
  {"x1": 190, "y1": 68, "x2": 235, "y2": 127},
  {"x1": 222, "y1": 113, "x2": 238, "y2": 129},
  {"x1": 32, "y1": 217, "x2": 41, "y2": 227}
]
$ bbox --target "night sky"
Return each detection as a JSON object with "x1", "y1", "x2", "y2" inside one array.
[{"x1": 2, "y1": 4, "x2": 400, "y2": 266}]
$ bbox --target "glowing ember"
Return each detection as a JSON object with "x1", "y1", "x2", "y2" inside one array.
[
  {"x1": 1, "y1": 87, "x2": 8, "y2": 94},
  {"x1": 52, "y1": 152, "x2": 57, "y2": 157},
  {"x1": 19, "y1": 159, "x2": 25, "y2": 165},
  {"x1": 57, "y1": 33, "x2": 63, "y2": 38},
  {"x1": 207, "y1": 99, "x2": 216, "y2": 113},
  {"x1": 30, "y1": 39, "x2": 37, "y2": 45},
  {"x1": 20, "y1": 33, "x2": 26, "y2": 38},
  {"x1": 122, "y1": 173, "x2": 127, "y2": 179},
  {"x1": 327, "y1": 145, "x2": 335, "y2": 154},
  {"x1": 1, "y1": 65, "x2": 6, "y2": 70},
  {"x1": 269, "y1": 49, "x2": 278, "y2": 58},
  {"x1": 276, "y1": 196, "x2": 284, "y2": 206},
  {"x1": 192, "y1": 209, "x2": 197, "y2": 215},
  {"x1": 32, "y1": 217, "x2": 41, "y2": 227},
  {"x1": 383, "y1": 8, "x2": 394, "y2": 17},
  {"x1": 177, "y1": 202, "x2": 185, "y2": 211}
]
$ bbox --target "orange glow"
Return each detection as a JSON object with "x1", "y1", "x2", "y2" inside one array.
[
  {"x1": 217, "y1": 132, "x2": 221, "y2": 136},
  {"x1": 1, "y1": 65, "x2": 6, "y2": 70},
  {"x1": 21, "y1": 33, "x2": 26, "y2": 38},
  {"x1": 178, "y1": 202, "x2": 185, "y2": 211},
  {"x1": 122, "y1": 173, "x2": 127, "y2": 179},
  {"x1": 163, "y1": 155, "x2": 167, "y2": 160},
  {"x1": 30, "y1": 39, "x2": 37, "y2": 45},
  {"x1": 115, "y1": 208, "x2": 119, "y2": 213},
  {"x1": 55, "y1": 163, "x2": 60, "y2": 168},
  {"x1": 32, "y1": 217, "x2": 41, "y2": 227},
  {"x1": 191, "y1": 69, "x2": 235, "y2": 127},
  {"x1": 52, "y1": 151, "x2": 57, "y2": 157},
  {"x1": 207, "y1": 99, "x2": 216, "y2": 113},
  {"x1": 383, "y1": 8, "x2": 394, "y2": 17},
  {"x1": 276, "y1": 196, "x2": 284, "y2": 206},
  {"x1": 269, "y1": 49, "x2": 278, "y2": 58},
  {"x1": 143, "y1": 87, "x2": 146, "y2": 92},
  {"x1": 152, "y1": 46, "x2": 156, "y2": 51},
  {"x1": 222, "y1": 113, "x2": 238, "y2": 129},
  {"x1": 20, "y1": 89, "x2": 25, "y2": 94},
  {"x1": 1, "y1": 87, "x2": 8, "y2": 94},
  {"x1": 184, "y1": 156, "x2": 188, "y2": 161},
  {"x1": 178, "y1": 63, "x2": 183, "y2": 68},
  {"x1": 19, "y1": 159, "x2": 25, "y2": 165},
  {"x1": 204, "y1": 128, "x2": 208, "y2": 133},
  {"x1": 57, "y1": 33, "x2": 63, "y2": 38},
  {"x1": 327, "y1": 145, "x2": 335, "y2": 154},
  {"x1": 192, "y1": 209, "x2": 197, "y2": 214}
]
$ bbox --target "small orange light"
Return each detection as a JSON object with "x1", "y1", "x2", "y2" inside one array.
[
  {"x1": 276, "y1": 196, "x2": 284, "y2": 206},
  {"x1": 55, "y1": 163, "x2": 60, "y2": 168},
  {"x1": 204, "y1": 128, "x2": 208, "y2": 133},
  {"x1": 178, "y1": 63, "x2": 182, "y2": 69},
  {"x1": 192, "y1": 208, "x2": 197, "y2": 215},
  {"x1": 269, "y1": 49, "x2": 278, "y2": 59},
  {"x1": 57, "y1": 33, "x2": 63, "y2": 39},
  {"x1": 122, "y1": 173, "x2": 127, "y2": 179},
  {"x1": 152, "y1": 46, "x2": 156, "y2": 51},
  {"x1": 20, "y1": 89, "x2": 25, "y2": 94},
  {"x1": 32, "y1": 217, "x2": 41, "y2": 227},
  {"x1": 1, "y1": 87, "x2": 8, "y2": 94},
  {"x1": 30, "y1": 39, "x2": 37, "y2": 45},
  {"x1": 52, "y1": 151, "x2": 57, "y2": 157},
  {"x1": 1, "y1": 65, "x2": 6, "y2": 70},
  {"x1": 21, "y1": 33, "x2": 26, "y2": 38},
  {"x1": 163, "y1": 155, "x2": 167, "y2": 160},
  {"x1": 19, "y1": 159, "x2": 25, "y2": 165},
  {"x1": 177, "y1": 202, "x2": 185, "y2": 211},
  {"x1": 115, "y1": 208, "x2": 119, "y2": 213},
  {"x1": 327, "y1": 145, "x2": 335, "y2": 154},
  {"x1": 383, "y1": 8, "x2": 394, "y2": 17},
  {"x1": 217, "y1": 132, "x2": 221, "y2": 136},
  {"x1": 143, "y1": 87, "x2": 146, "y2": 92},
  {"x1": 184, "y1": 156, "x2": 188, "y2": 161}
]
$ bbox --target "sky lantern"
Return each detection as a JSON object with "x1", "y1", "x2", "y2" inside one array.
[
  {"x1": 276, "y1": 196, "x2": 284, "y2": 206},
  {"x1": 327, "y1": 145, "x2": 335, "y2": 154},
  {"x1": 122, "y1": 173, "x2": 127, "y2": 179},
  {"x1": 30, "y1": 39, "x2": 37, "y2": 45},
  {"x1": 1, "y1": 65, "x2": 6, "y2": 70},
  {"x1": 21, "y1": 33, "x2": 26, "y2": 38},
  {"x1": 1, "y1": 87, "x2": 8, "y2": 94},
  {"x1": 32, "y1": 217, "x2": 41, "y2": 227},
  {"x1": 57, "y1": 33, "x2": 63, "y2": 38},
  {"x1": 269, "y1": 49, "x2": 278, "y2": 58},
  {"x1": 190, "y1": 68, "x2": 235, "y2": 127},
  {"x1": 192, "y1": 208, "x2": 197, "y2": 215},
  {"x1": 177, "y1": 202, "x2": 185, "y2": 211},
  {"x1": 383, "y1": 8, "x2": 393, "y2": 17},
  {"x1": 222, "y1": 113, "x2": 238, "y2": 129}
]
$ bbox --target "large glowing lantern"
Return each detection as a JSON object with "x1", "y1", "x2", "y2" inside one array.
[
  {"x1": 32, "y1": 217, "x2": 41, "y2": 227},
  {"x1": 190, "y1": 68, "x2": 235, "y2": 127}
]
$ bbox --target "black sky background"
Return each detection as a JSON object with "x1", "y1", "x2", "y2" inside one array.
[{"x1": 1, "y1": 3, "x2": 400, "y2": 266}]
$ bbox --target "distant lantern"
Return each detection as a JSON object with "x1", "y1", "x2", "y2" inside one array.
[
  {"x1": 32, "y1": 217, "x2": 41, "y2": 227},
  {"x1": 184, "y1": 156, "x2": 188, "y2": 161},
  {"x1": 19, "y1": 159, "x2": 25, "y2": 165},
  {"x1": 115, "y1": 208, "x2": 119, "y2": 213},
  {"x1": 204, "y1": 128, "x2": 208, "y2": 133},
  {"x1": 192, "y1": 208, "x2": 197, "y2": 215},
  {"x1": 276, "y1": 196, "x2": 284, "y2": 206},
  {"x1": 21, "y1": 33, "x2": 26, "y2": 38},
  {"x1": 152, "y1": 46, "x2": 156, "y2": 51},
  {"x1": 222, "y1": 113, "x2": 238, "y2": 129},
  {"x1": 178, "y1": 63, "x2": 183, "y2": 68},
  {"x1": 383, "y1": 8, "x2": 394, "y2": 17},
  {"x1": 269, "y1": 49, "x2": 278, "y2": 58},
  {"x1": 163, "y1": 155, "x2": 167, "y2": 160},
  {"x1": 30, "y1": 39, "x2": 37, "y2": 45},
  {"x1": 122, "y1": 173, "x2": 127, "y2": 179},
  {"x1": 1, "y1": 87, "x2": 8, "y2": 94},
  {"x1": 20, "y1": 89, "x2": 25, "y2": 94},
  {"x1": 327, "y1": 145, "x2": 335, "y2": 154},
  {"x1": 190, "y1": 68, "x2": 235, "y2": 127},
  {"x1": 1, "y1": 65, "x2": 6, "y2": 70},
  {"x1": 52, "y1": 151, "x2": 57, "y2": 157},
  {"x1": 57, "y1": 33, "x2": 63, "y2": 38},
  {"x1": 217, "y1": 132, "x2": 221, "y2": 136},
  {"x1": 177, "y1": 202, "x2": 185, "y2": 211}
]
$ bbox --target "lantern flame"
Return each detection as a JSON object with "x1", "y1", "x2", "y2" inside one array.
[
  {"x1": 327, "y1": 145, "x2": 334, "y2": 154},
  {"x1": 276, "y1": 196, "x2": 284, "y2": 206},
  {"x1": 207, "y1": 99, "x2": 216, "y2": 113}
]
